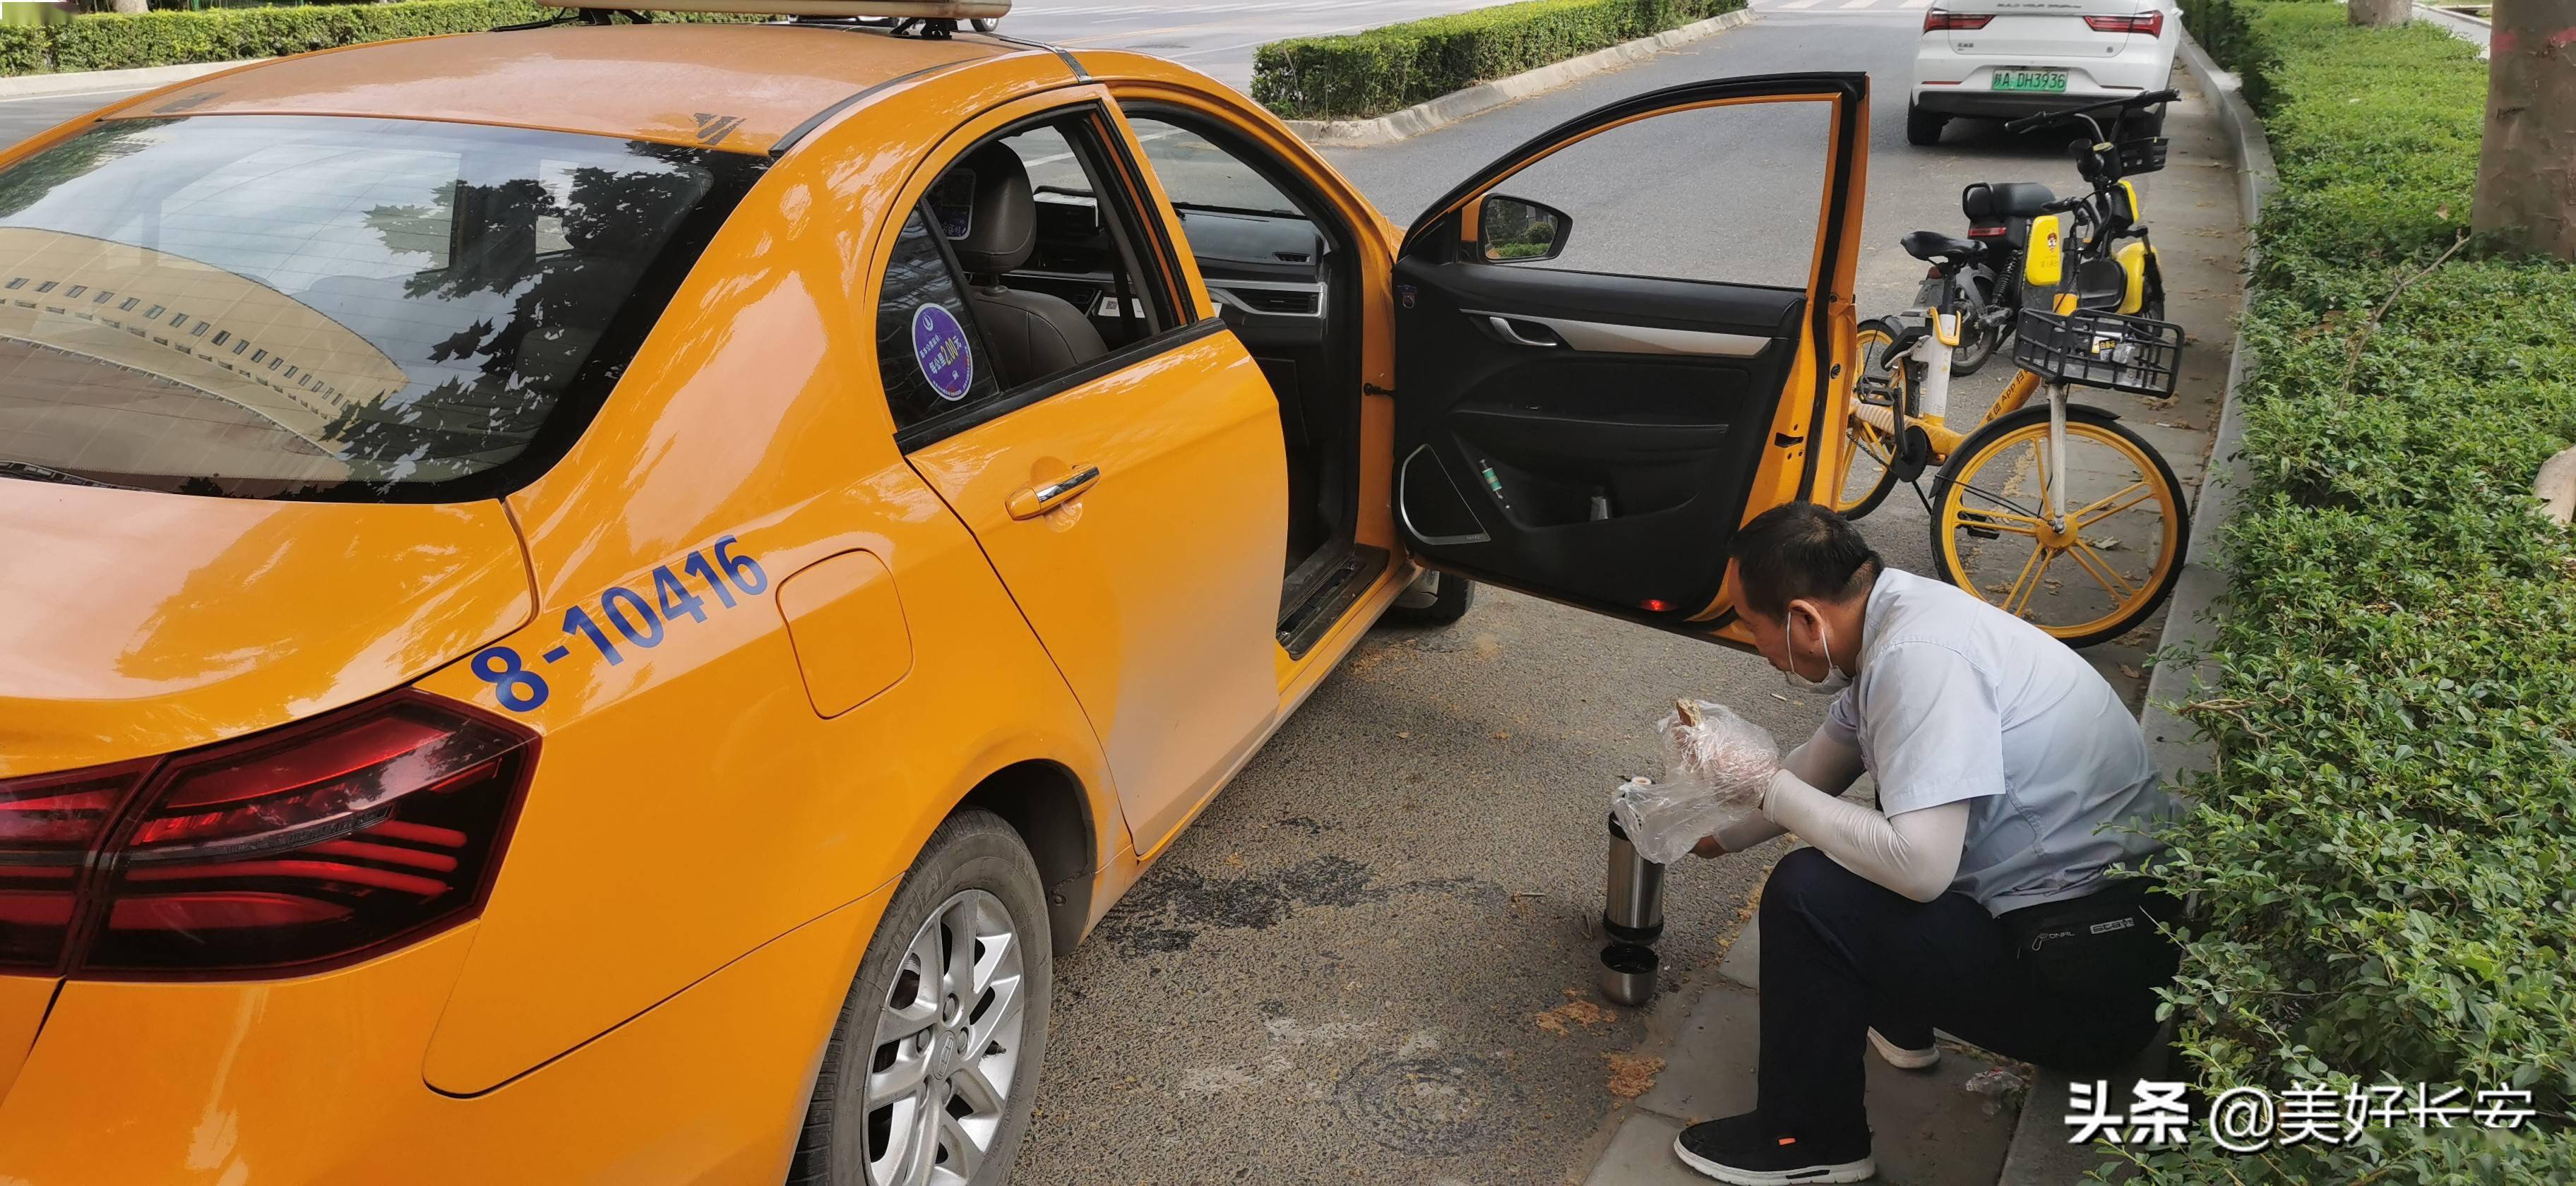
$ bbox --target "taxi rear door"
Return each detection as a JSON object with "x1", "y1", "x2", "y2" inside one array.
[{"x1": 1390, "y1": 73, "x2": 1867, "y2": 636}]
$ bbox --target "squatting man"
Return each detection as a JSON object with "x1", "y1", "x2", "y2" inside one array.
[{"x1": 1663, "y1": 503, "x2": 2184, "y2": 1185}]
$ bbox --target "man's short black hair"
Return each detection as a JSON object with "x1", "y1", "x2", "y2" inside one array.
[{"x1": 1728, "y1": 501, "x2": 1882, "y2": 619}]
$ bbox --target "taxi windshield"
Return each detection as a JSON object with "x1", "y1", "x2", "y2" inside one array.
[{"x1": 0, "y1": 115, "x2": 761, "y2": 501}]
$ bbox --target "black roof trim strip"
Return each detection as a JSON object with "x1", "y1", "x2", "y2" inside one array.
[
  {"x1": 770, "y1": 59, "x2": 977, "y2": 157},
  {"x1": 981, "y1": 31, "x2": 1087, "y2": 79},
  {"x1": 491, "y1": 9, "x2": 580, "y2": 31}
]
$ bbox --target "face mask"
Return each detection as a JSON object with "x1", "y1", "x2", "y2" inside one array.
[{"x1": 1783, "y1": 607, "x2": 1852, "y2": 695}]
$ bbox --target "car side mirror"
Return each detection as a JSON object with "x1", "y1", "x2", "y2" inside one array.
[{"x1": 1479, "y1": 194, "x2": 1570, "y2": 263}]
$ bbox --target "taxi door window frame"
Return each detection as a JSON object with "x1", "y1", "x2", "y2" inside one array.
[{"x1": 892, "y1": 102, "x2": 1217, "y2": 454}]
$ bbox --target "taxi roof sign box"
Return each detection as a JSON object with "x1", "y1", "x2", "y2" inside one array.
[{"x1": 538, "y1": 0, "x2": 1008, "y2": 15}]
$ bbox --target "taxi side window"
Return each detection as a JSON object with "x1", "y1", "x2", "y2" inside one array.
[
  {"x1": 880, "y1": 109, "x2": 1191, "y2": 445},
  {"x1": 877, "y1": 205, "x2": 1005, "y2": 430}
]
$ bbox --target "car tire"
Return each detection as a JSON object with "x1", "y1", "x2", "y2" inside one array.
[
  {"x1": 1905, "y1": 102, "x2": 1948, "y2": 147},
  {"x1": 1386, "y1": 570, "x2": 1473, "y2": 626},
  {"x1": 789, "y1": 810, "x2": 1052, "y2": 1186}
]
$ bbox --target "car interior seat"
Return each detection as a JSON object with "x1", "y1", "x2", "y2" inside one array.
[{"x1": 946, "y1": 143, "x2": 1108, "y2": 388}]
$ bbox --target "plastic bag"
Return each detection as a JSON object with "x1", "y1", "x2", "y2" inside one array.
[
  {"x1": 1609, "y1": 700, "x2": 1779, "y2": 864},
  {"x1": 1962, "y1": 1066, "x2": 2029, "y2": 1117}
]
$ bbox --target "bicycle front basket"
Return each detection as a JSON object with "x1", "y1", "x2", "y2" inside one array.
[{"x1": 2012, "y1": 308, "x2": 2183, "y2": 396}]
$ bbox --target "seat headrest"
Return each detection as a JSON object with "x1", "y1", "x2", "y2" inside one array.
[{"x1": 946, "y1": 143, "x2": 1037, "y2": 276}]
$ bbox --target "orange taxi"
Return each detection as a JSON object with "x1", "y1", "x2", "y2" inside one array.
[{"x1": 0, "y1": 4, "x2": 1866, "y2": 1180}]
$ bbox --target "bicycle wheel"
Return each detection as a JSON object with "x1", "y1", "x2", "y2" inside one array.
[
  {"x1": 1833, "y1": 318, "x2": 1911, "y2": 519},
  {"x1": 1927, "y1": 404, "x2": 2188, "y2": 647}
]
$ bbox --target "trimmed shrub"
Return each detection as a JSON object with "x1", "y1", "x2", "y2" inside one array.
[
  {"x1": 20, "y1": 3, "x2": 761, "y2": 75},
  {"x1": 0, "y1": 26, "x2": 50, "y2": 76},
  {"x1": 51, "y1": 1, "x2": 547, "y2": 72},
  {"x1": 1251, "y1": 0, "x2": 1745, "y2": 121},
  {"x1": 2123, "y1": 2, "x2": 2576, "y2": 1180}
]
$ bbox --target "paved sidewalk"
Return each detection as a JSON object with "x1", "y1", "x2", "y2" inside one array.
[{"x1": 1582, "y1": 922, "x2": 2028, "y2": 1186}]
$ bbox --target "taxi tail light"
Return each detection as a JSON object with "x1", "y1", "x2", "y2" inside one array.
[
  {"x1": 1924, "y1": 10, "x2": 1993, "y2": 30},
  {"x1": 0, "y1": 760, "x2": 153, "y2": 969},
  {"x1": 0, "y1": 690, "x2": 535, "y2": 977},
  {"x1": 2085, "y1": 12, "x2": 2163, "y2": 34}
]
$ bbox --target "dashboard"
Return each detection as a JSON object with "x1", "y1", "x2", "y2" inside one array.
[{"x1": 1013, "y1": 194, "x2": 1329, "y2": 347}]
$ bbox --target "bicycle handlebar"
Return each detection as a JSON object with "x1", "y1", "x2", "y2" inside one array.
[{"x1": 2003, "y1": 88, "x2": 2181, "y2": 133}]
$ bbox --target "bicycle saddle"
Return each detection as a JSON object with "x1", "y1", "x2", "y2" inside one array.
[
  {"x1": 1960, "y1": 181, "x2": 2057, "y2": 220},
  {"x1": 1901, "y1": 229, "x2": 1985, "y2": 263}
]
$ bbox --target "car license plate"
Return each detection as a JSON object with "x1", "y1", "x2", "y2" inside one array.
[{"x1": 1992, "y1": 69, "x2": 2069, "y2": 92}]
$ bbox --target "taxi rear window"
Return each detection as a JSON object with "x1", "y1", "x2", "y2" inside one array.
[{"x1": 0, "y1": 115, "x2": 763, "y2": 501}]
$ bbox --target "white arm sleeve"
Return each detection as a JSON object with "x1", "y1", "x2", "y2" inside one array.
[
  {"x1": 1707, "y1": 728, "x2": 1868, "y2": 853},
  {"x1": 1759, "y1": 767, "x2": 1970, "y2": 902}
]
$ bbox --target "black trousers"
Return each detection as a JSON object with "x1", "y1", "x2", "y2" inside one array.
[{"x1": 1755, "y1": 846, "x2": 2176, "y2": 1139}]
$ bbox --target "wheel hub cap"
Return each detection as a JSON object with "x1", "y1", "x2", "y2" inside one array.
[{"x1": 862, "y1": 889, "x2": 1027, "y2": 1186}]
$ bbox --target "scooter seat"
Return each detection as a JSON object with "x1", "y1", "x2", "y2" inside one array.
[
  {"x1": 1900, "y1": 229, "x2": 1984, "y2": 263},
  {"x1": 1960, "y1": 181, "x2": 2057, "y2": 220}
]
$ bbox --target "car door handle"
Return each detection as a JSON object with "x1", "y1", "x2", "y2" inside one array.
[
  {"x1": 1007, "y1": 465, "x2": 1102, "y2": 520},
  {"x1": 1483, "y1": 315, "x2": 1563, "y2": 349}
]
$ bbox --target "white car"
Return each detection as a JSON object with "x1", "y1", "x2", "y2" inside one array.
[{"x1": 1908, "y1": 0, "x2": 2181, "y2": 145}]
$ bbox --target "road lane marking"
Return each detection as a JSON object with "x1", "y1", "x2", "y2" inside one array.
[{"x1": 1777, "y1": 0, "x2": 1829, "y2": 9}]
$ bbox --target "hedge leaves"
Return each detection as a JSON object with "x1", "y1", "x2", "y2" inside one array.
[{"x1": 2128, "y1": 1, "x2": 2576, "y2": 1179}]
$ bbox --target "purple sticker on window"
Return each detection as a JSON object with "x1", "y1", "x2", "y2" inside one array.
[{"x1": 912, "y1": 303, "x2": 973, "y2": 401}]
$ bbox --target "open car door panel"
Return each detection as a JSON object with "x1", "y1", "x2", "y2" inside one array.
[{"x1": 1392, "y1": 73, "x2": 1868, "y2": 634}]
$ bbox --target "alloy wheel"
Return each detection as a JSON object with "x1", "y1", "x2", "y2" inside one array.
[{"x1": 864, "y1": 889, "x2": 1028, "y2": 1186}]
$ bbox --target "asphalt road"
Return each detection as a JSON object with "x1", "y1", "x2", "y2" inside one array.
[
  {"x1": 0, "y1": 0, "x2": 1517, "y2": 144},
  {"x1": 1010, "y1": 5, "x2": 2241, "y2": 1184}
]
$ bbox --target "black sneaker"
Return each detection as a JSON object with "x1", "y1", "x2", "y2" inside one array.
[{"x1": 1673, "y1": 1112, "x2": 1876, "y2": 1185}]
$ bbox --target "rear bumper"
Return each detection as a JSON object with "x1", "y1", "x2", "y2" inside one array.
[
  {"x1": 1910, "y1": 35, "x2": 2179, "y2": 116},
  {"x1": 1912, "y1": 83, "x2": 2138, "y2": 117},
  {"x1": 0, "y1": 891, "x2": 883, "y2": 1184}
]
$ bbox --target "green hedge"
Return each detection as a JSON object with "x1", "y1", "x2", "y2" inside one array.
[
  {"x1": 1251, "y1": 0, "x2": 1744, "y2": 121},
  {"x1": 0, "y1": 26, "x2": 49, "y2": 76},
  {"x1": 2128, "y1": 3, "x2": 2576, "y2": 1180},
  {"x1": 52, "y1": 0, "x2": 546, "y2": 71},
  {"x1": 2, "y1": 2, "x2": 764, "y2": 76}
]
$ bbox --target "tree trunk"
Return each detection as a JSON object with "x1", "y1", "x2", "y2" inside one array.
[
  {"x1": 2349, "y1": 0, "x2": 2414, "y2": 26},
  {"x1": 2474, "y1": 0, "x2": 2576, "y2": 260},
  {"x1": 110, "y1": 0, "x2": 148, "y2": 13}
]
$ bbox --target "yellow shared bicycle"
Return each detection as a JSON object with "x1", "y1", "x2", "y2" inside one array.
[{"x1": 1832, "y1": 215, "x2": 2190, "y2": 648}]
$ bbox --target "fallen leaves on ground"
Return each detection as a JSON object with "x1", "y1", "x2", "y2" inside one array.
[
  {"x1": 1534, "y1": 989, "x2": 1618, "y2": 1035},
  {"x1": 1605, "y1": 1053, "x2": 1666, "y2": 1098}
]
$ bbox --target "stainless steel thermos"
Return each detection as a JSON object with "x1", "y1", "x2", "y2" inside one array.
[{"x1": 1599, "y1": 811, "x2": 1664, "y2": 1005}]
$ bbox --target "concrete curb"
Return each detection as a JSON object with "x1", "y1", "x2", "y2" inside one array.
[
  {"x1": 1282, "y1": 8, "x2": 1757, "y2": 148},
  {"x1": 0, "y1": 59, "x2": 261, "y2": 101},
  {"x1": 1998, "y1": 30, "x2": 2272, "y2": 1182},
  {"x1": 2136, "y1": 30, "x2": 2270, "y2": 793}
]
